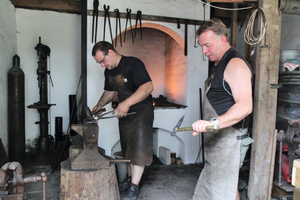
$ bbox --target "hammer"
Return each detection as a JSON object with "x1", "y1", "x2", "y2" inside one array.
[{"x1": 171, "y1": 115, "x2": 217, "y2": 136}]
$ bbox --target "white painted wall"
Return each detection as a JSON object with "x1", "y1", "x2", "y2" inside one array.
[
  {"x1": 0, "y1": 0, "x2": 17, "y2": 153},
  {"x1": 15, "y1": 9, "x2": 81, "y2": 149}
]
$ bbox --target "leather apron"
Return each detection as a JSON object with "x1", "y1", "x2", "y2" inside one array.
[
  {"x1": 108, "y1": 74, "x2": 154, "y2": 166},
  {"x1": 193, "y1": 75, "x2": 246, "y2": 200}
]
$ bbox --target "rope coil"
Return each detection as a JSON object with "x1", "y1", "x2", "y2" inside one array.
[{"x1": 244, "y1": 7, "x2": 267, "y2": 47}]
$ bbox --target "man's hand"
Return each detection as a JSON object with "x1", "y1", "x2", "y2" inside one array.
[
  {"x1": 113, "y1": 101, "x2": 130, "y2": 118},
  {"x1": 192, "y1": 120, "x2": 215, "y2": 136},
  {"x1": 92, "y1": 104, "x2": 104, "y2": 116}
]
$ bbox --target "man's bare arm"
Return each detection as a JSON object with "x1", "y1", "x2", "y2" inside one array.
[{"x1": 93, "y1": 90, "x2": 115, "y2": 114}]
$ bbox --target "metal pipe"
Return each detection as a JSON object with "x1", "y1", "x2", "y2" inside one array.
[
  {"x1": 81, "y1": 0, "x2": 88, "y2": 122},
  {"x1": 279, "y1": 0, "x2": 300, "y2": 15},
  {"x1": 278, "y1": 141, "x2": 283, "y2": 187}
]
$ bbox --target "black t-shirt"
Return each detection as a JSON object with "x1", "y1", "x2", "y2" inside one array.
[
  {"x1": 104, "y1": 56, "x2": 152, "y2": 92},
  {"x1": 207, "y1": 47, "x2": 252, "y2": 128}
]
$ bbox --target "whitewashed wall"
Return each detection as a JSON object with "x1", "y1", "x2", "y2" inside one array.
[
  {"x1": 15, "y1": 9, "x2": 81, "y2": 150},
  {"x1": 0, "y1": 0, "x2": 17, "y2": 153}
]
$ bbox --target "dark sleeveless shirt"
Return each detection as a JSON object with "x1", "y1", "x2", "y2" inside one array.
[{"x1": 207, "y1": 47, "x2": 252, "y2": 128}]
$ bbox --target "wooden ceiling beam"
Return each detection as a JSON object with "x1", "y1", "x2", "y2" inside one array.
[
  {"x1": 206, "y1": 0, "x2": 256, "y2": 2},
  {"x1": 10, "y1": 0, "x2": 81, "y2": 14}
]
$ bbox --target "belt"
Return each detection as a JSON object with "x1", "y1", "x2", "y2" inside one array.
[{"x1": 236, "y1": 132, "x2": 250, "y2": 140}]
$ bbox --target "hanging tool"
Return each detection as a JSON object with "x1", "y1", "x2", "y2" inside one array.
[
  {"x1": 114, "y1": 9, "x2": 122, "y2": 47},
  {"x1": 194, "y1": 21, "x2": 199, "y2": 48},
  {"x1": 170, "y1": 115, "x2": 216, "y2": 136},
  {"x1": 91, "y1": 0, "x2": 99, "y2": 43},
  {"x1": 134, "y1": 10, "x2": 142, "y2": 39},
  {"x1": 202, "y1": 3, "x2": 206, "y2": 61},
  {"x1": 103, "y1": 4, "x2": 114, "y2": 44},
  {"x1": 177, "y1": 19, "x2": 181, "y2": 29},
  {"x1": 124, "y1": 8, "x2": 134, "y2": 44}
]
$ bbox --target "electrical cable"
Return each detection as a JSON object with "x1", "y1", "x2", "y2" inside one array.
[{"x1": 199, "y1": 0, "x2": 253, "y2": 11}]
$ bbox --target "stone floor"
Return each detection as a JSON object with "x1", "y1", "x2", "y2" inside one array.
[
  {"x1": 2, "y1": 158, "x2": 289, "y2": 200},
  {"x1": 19, "y1": 160, "x2": 252, "y2": 200}
]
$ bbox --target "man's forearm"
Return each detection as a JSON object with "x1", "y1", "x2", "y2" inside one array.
[{"x1": 96, "y1": 90, "x2": 115, "y2": 107}]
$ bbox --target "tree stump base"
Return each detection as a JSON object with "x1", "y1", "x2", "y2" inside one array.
[{"x1": 60, "y1": 159, "x2": 120, "y2": 200}]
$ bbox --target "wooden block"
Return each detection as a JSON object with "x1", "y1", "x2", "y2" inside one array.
[
  {"x1": 294, "y1": 159, "x2": 300, "y2": 169},
  {"x1": 60, "y1": 160, "x2": 120, "y2": 200},
  {"x1": 292, "y1": 159, "x2": 300, "y2": 188},
  {"x1": 294, "y1": 187, "x2": 300, "y2": 200}
]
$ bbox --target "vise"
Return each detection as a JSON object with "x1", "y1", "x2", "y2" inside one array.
[{"x1": 0, "y1": 162, "x2": 47, "y2": 200}]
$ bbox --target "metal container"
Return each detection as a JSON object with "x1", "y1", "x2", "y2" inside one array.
[
  {"x1": 277, "y1": 71, "x2": 300, "y2": 121},
  {"x1": 8, "y1": 55, "x2": 25, "y2": 162},
  {"x1": 279, "y1": 0, "x2": 300, "y2": 15},
  {"x1": 279, "y1": 50, "x2": 300, "y2": 71},
  {"x1": 113, "y1": 151, "x2": 127, "y2": 182}
]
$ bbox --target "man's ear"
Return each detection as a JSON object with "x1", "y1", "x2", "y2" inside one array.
[{"x1": 220, "y1": 35, "x2": 227, "y2": 45}]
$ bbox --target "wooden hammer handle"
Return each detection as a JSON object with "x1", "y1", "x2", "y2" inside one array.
[{"x1": 175, "y1": 125, "x2": 217, "y2": 132}]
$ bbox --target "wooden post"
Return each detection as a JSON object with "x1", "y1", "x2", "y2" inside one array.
[
  {"x1": 231, "y1": 3, "x2": 238, "y2": 48},
  {"x1": 247, "y1": 0, "x2": 282, "y2": 199}
]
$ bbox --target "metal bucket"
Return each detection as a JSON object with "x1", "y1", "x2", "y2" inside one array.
[
  {"x1": 280, "y1": 50, "x2": 300, "y2": 72},
  {"x1": 113, "y1": 151, "x2": 127, "y2": 182}
]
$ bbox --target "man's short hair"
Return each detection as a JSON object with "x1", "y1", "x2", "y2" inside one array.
[
  {"x1": 92, "y1": 41, "x2": 116, "y2": 56},
  {"x1": 196, "y1": 18, "x2": 230, "y2": 42}
]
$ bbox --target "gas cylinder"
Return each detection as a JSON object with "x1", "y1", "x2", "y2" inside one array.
[{"x1": 8, "y1": 55, "x2": 25, "y2": 162}]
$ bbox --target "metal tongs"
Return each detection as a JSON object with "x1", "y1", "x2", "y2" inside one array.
[{"x1": 85, "y1": 106, "x2": 136, "y2": 122}]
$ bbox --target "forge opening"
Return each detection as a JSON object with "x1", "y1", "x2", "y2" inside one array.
[{"x1": 115, "y1": 24, "x2": 188, "y2": 108}]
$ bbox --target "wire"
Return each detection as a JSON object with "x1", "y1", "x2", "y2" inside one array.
[
  {"x1": 244, "y1": 7, "x2": 267, "y2": 48},
  {"x1": 199, "y1": 0, "x2": 253, "y2": 11}
]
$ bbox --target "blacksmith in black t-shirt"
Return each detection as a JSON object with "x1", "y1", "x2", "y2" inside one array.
[{"x1": 92, "y1": 41, "x2": 154, "y2": 200}]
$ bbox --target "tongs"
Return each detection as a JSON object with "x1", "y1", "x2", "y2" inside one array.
[{"x1": 85, "y1": 106, "x2": 136, "y2": 121}]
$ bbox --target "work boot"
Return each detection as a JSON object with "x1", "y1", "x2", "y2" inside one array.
[
  {"x1": 118, "y1": 176, "x2": 131, "y2": 191},
  {"x1": 121, "y1": 184, "x2": 139, "y2": 200}
]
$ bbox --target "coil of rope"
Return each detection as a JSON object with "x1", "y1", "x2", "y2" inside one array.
[{"x1": 244, "y1": 7, "x2": 267, "y2": 48}]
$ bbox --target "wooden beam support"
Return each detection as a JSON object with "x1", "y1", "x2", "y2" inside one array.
[
  {"x1": 230, "y1": 3, "x2": 238, "y2": 48},
  {"x1": 10, "y1": 0, "x2": 81, "y2": 14},
  {"x1": 206, "y1": 0, "x2": 257, "y2": 2},
  {"x1": 247, "y1": 0, "x2": 282, "y2": 199}
]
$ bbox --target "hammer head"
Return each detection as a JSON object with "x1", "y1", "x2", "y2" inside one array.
[{"x1": 171, "y1": 115, "x2": 185, "y2": 136}]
